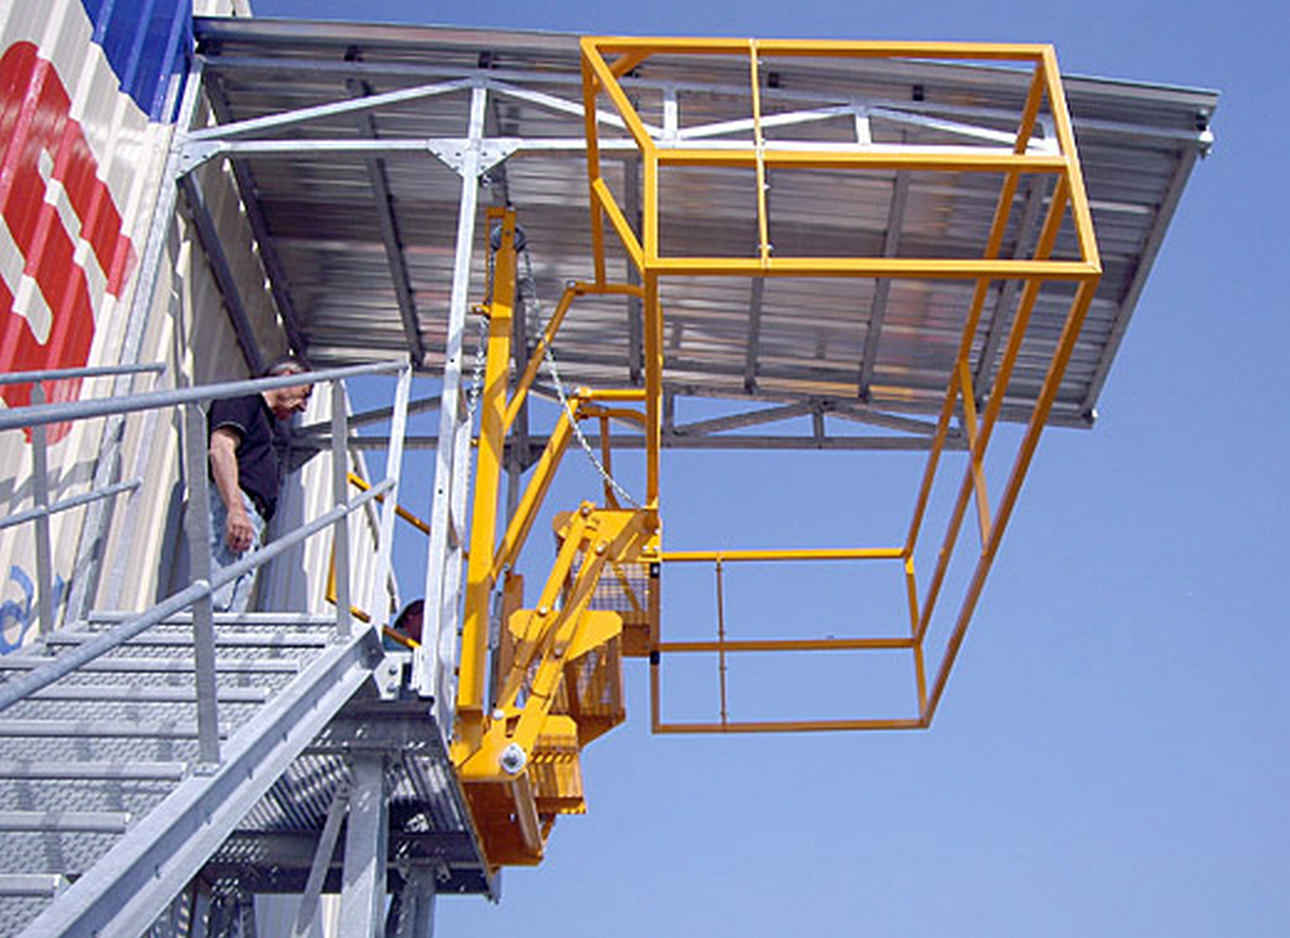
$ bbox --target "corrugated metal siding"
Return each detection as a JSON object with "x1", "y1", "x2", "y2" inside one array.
[
  {"x1": 79, "y1": 0, "x2": 193, "y2": 121},
  {"x1": 0, "y1": 0, "x2": 345, "y2": 653},
  {"x1": 0, "y1": 0, "x2": 184, "y2": 651}
]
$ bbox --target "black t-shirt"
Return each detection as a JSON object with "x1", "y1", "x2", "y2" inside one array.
[{"x1": 209, "y1": 393, "x2": 280, "y2": 520}]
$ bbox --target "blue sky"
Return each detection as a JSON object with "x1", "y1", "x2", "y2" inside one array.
[{"x1": 254, "y1": 1, "x2": 1286, "y2": 935}]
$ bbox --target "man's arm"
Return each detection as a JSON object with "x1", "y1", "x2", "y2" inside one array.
[{"x1": 209, "y1": 427, "x2": 254, "y2": 552}]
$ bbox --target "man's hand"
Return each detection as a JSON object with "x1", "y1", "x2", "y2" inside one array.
[
  {"x1": 209, "y1": 427, "x2": 253, "y2": 553},
  {"x1": 224, "y1": 504, "x2": 255, "y2": 553}
]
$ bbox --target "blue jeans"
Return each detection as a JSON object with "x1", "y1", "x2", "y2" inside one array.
[{"x1": 208, "y1": 490, "x2": 265, "y2": 613}]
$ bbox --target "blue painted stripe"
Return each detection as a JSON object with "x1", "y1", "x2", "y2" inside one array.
[{"x1": 78, "y1": 0, "x2": 191, "y2": 121}]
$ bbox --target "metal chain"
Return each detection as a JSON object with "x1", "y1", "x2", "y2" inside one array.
[
  {"x1": 464, "y1": 314, "x2": 488, "y2": 423},
  {"x1": 520, "y1": 248, "x2": 641, "y2": 509},
  {"x1": 464, "y1": 243, "x2": 495, "y2": 422}
]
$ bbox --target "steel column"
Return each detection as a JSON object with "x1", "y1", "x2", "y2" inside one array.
[
  {"x1": 389, "y1": 869, "x2": 436, "y2": 938},
  {"x1": 182, "y1": 403, "x2": 220, "y2": 765},
  {"x1": 420, "y1": 84, "x2": 488, "y2": 727},
  {"x1": 339, "y1": 754, "x2": 389, "y2": 938}
]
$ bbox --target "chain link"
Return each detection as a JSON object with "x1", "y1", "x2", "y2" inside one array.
[{"x1": 464, "y1": 314, "x2": 488, "y2": 423}]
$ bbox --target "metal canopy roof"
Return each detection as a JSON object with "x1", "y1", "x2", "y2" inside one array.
[{"x1": 190, "y1": 17, "x2": 1216, "y2": 444}]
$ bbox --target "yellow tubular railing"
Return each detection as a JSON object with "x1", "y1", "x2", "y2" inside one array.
[
  {"x1": 575, "y1": 38, "x2": 1101, "y2": 734},
  {"x1": 325, "y1": 472, "x2": 431, "y2": 647}
]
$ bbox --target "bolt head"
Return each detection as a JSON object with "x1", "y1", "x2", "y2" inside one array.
[{"x1": 499, "y1": 743, "x2": 527, "y2": 775}]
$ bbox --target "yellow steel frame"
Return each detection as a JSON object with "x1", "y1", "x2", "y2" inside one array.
[
  {"x1": 451, "y1": 208, "x2": 659, "y2": 867},
  {"x1": 451, "y1": 40, "x2": 1103, "y2": 868},
  {"x1": 578, "y1": 38, "x2": 1101, "y2": 733},
  {"x1": 325, "y1": 471, "x2": 428, "y2": 648}
]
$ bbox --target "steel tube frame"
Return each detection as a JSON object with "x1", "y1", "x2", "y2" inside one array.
[
  {"x1": 580, "y1": 39, "x2": 1102, "y2": 733},
  {"x1": 419, "y1": 83, "x2": 489, "y2": 724}
]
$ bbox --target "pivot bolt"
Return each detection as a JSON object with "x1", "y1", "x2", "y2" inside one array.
[{"x1": 499, "y1": 743, "x2": 527, "y2": 775}]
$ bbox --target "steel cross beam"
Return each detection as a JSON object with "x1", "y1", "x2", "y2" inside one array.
[
  {"x1": 177, "y1": 173, "x2": 266, "y2": 376},
  {"x1": 858, "y1": 170, "x2": 911, "y2": 400}
]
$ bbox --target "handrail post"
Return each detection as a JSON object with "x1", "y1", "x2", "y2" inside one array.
[
  {"x1": 332, "y1": 380, "x2": 352, "y2": 639},
  {"x1": 182, "y1": 402, "x2": 221, "y2": 765},
  {"x1": 30, "y1": 384, "x2": 56, "y2": 636},
  {"x1": 372, "y1": 365, "x2": 412, "y2": 630}
]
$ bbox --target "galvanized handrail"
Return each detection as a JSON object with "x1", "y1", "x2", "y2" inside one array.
[
  {"x1": 0, "y1": 361, "x2": 398, "y2": 433},
  {"x1": 0, "y1": 358, "x2": 413, "y2": 766},
  {"x1": 0, "y1": 362, "x2": 166, "y2": 386},
  {"x1": 0, "y1": 478, "x2": 393, "y2": 713},
  {"x1": 0, "y1": 480, "x2": 143, "y2": 534}
]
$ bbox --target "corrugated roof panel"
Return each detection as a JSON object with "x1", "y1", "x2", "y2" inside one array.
[{"x1": 190, "y1": 17, "x2": 1216, "y2": 430}]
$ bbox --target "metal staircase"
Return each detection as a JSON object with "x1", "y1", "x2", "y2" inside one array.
[
  {"x1": 0, "y1": 362, "x2": 493, "y2": 936},
  {"x1": 0, "y1": 612, "x2": 381, "y2": 936}
]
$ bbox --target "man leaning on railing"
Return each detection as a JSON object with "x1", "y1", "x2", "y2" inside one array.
[{"x1": 206, "y1": 356, "x2": 312, "y2": 612}]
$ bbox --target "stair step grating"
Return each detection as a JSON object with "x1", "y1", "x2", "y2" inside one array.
[{"x1": 0, "y1": 615, "x2": 363, "y2": 935}]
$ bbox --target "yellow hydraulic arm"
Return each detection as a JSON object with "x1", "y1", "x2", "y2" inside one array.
[{"x1": 450, "y1": 208, "x2": 658, "y2": 867}]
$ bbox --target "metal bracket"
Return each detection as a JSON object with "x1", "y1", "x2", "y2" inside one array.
[
  {"x1": 176, "y1": 139, "x2": 224, "y2": 177},
  {"x1": 428, "y1": 139, "x2": 519, "y2": 177}
]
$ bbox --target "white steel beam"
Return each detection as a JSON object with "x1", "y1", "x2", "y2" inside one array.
[
  {"x1": 339, "y1": 754, "x2": 389, "y2": 938},
  {"x1": 419, "y1": 85, "x2": 489, "y2": 728}
]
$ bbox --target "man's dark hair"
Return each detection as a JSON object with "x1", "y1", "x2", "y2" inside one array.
[{"x1": 263, "y1": 354, "x2": 310, "y2": 378}]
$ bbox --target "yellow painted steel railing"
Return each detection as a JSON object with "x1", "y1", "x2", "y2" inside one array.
[
  {"x1": 448, "y1": 41, "x2": 1104, "y2": 867},
  {"x1": 325, "y1": 472, "x2": 428, "y2": 648},
  {"x1": 577, "y1": 38, "x2": 1101, "y2": 733}
]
